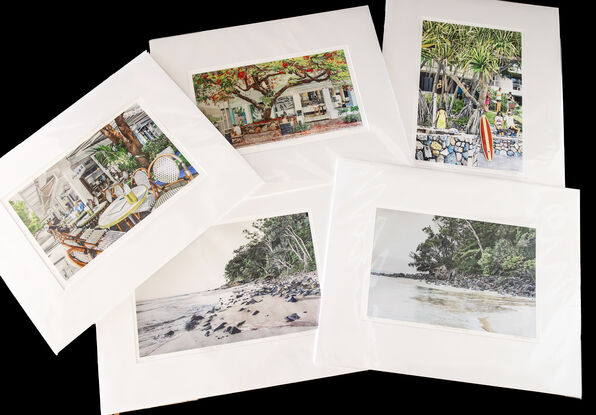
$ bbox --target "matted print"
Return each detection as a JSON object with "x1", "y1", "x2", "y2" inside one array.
[
  {"x1": 7, "y1": 103, "x2": 197, "y2": 282},
  {"x1": 368, "y1": 209, "x2": 536, "y2": 337},
  {"x1": 135, "y1": 212, "x2": 320, "y2": 357},
  {"x1": 416, "y1": 20, "x2": 522, "y2": 171},
  {"x1": 191, "y1": 50, "x2": 361, "y2": 148}
]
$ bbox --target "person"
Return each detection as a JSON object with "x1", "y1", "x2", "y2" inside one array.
[
  {"x1": 485, "y1": 90, "x2": 491, "y2": 111},
  {"x1": 456, "y1": 85, "x2": 463, "y2": 100},
  {"x1": 507, "y1": 92, "x2": 516, "y2": 111},
  {"x1": 496, "y1": 87, "x2": 502, "y2": 112},
  {"x1": 494, "y1": 111, "x2": 504, "y2": 135},
  {"x1": 73, "y1": 199, "x2": 85, "y2": 214},
  {"x1": 435, "y1": 107, "x2": 448, "y2": 129},
  {"x1": 505, "y1": 111, "x2": 520, "y2": 136},
  {"x1": 232, "y1": 123, "x2": 242, "y2": 138},
  {"x1": 436, "y1": 79, "x2": 443, "y2": 95}
]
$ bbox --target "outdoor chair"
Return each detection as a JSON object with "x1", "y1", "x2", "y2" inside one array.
[
  {"x1": 103, "y1": 189, "x2": 113, "y2": 203},
  {"x1": 148, "y1": 153, "x2": 193, "y2": 209},
  {"x1": 112, "y1": 182, "x2": 125, "y2": 198},
  {"x1": 131, "y1": 168, "x2": 158, "y2": 217},
  {"x1": 64, "y1": 229, "x2": 126, "y2": 268}
]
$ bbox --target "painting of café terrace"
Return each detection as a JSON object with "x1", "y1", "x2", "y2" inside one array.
[
  {"x1": 192, "y1": 49, "x2": 362, "y2": 148},
  {"x1": 8, "y1": 104, "x2": 197, "y2": 281}
]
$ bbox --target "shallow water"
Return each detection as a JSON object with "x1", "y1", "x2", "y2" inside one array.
[{"x1": 368, "y1": 276, "x2": 535, "y2": 337}]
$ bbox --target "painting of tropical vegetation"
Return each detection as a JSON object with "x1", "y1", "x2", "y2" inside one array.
[
  {"x1": 416, "y1": 21, "x2": 523, "y2": 171},
  {"x1": 136, "y1": 212, "x2": 320, "y2": 357},
  {"x1": 8, "y1": 104, "x2": 196, "y2": 281},
  {"x1": 191, "y1": 50, "x2": 361, "y2": 148},
  {"x1": 369, "y1": 209, "x2": 536, "y2": 337}
]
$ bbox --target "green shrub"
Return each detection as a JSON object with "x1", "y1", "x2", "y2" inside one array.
[
  {"x1": 293, "y1": 122, "x2": 312, "y2": 132},
  {"x1": 344, "y1": 113, "x2": 362, "y2": 123}
]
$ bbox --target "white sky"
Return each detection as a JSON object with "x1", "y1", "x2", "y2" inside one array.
[
  {"x1": 371, "y1": 209, "x2": 434, "y2": 274},
  {"x1": 135, "y1": 219, "x2": 259, "y2": 301}
]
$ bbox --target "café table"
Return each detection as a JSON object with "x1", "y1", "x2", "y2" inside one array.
[
  {"x1": 97, "y1": 186, "x2": 148, "y2": 231},
  {"x1": 76, "y1": 201, "x2": 108, "y2": 228}
]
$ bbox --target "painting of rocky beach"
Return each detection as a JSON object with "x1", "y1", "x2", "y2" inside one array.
[
  {"x1": 135, "y1": 212, "x2": 319, "y2": 357},
  {"x1": 368, "y1": 209, "x2": 536, "y2": 337}
]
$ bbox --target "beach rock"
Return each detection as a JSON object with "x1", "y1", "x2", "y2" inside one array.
[
  {"x1": 237, "y1": 320, "x2": 246, "y2": 327},
  {"x1": 286, "y1": 295, "x2": 297, "y2": 303},
  {"x1": 213, "y1": 322, "x2": 227, "y2": 332},
  {"x1": 252, "y1": 310, "x2": 260, "y2": 315},
  {"x1": 165, "y1": 330, "x2": 175, "y2": 337},
  {"x1": 246, "y1": 299, "x2": 258, "y2": 305},
  {"x1": 285, "y1": 313, "x2": 301, "y2": 322},
  {"x1": 185, "y1": 314, "x2": 205, "y2": 331},
  {"x1": 228, "y1": 326, "x2": 241, "y2": 335}
]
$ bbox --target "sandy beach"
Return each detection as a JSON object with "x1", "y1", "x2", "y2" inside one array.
[
  {"x1": 137, "y1": 272, "x2": 320, "y2": 357},
  {"x1": 368, "y1": 276, "x2": 535, "y2": 337}
]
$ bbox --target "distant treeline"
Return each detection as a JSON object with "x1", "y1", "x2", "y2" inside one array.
[
  {"x1": 224, "y1": 213, "x2": 316, "y2": 285},
  {"x1": 409, "y1": 216, "x2": 535, "y2": 279}
]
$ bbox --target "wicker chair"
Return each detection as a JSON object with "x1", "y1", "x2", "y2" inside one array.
[
  {"x1": 103, "y1": 188, "x2": 113, "y2": 203},
  {"x1": 148, "y1": 154, "x2": 193, "y2": 209},
  {"x1": 131, "y1": 168, "x2": 158, "y2": 216},
  {"x1": 112, "y1": 182, "x2": 125, "y2": 198},
  {"x1": 64, "y1": 229, "x2": 126, "y2": 268}
]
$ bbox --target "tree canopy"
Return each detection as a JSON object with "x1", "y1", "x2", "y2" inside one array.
[
  {"x1": 419, "y1": 21, "x2": 522, "y2": 132},
  {"x1": 409, "y1": 216, "x2": 535, "y2": 279},
  {"x1": 224, "y1": 213, "x2": 316, "y2": 285},
  {"x1": 193, "y1": 50, "x2": 351, "y2": 121},
  {"x1": 10, "y1": 200, "x2": 45, "y2": 236}
]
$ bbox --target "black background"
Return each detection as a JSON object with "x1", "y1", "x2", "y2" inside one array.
[{"x1": 0, "y1": 1, "x2": 588, "y2": 413}]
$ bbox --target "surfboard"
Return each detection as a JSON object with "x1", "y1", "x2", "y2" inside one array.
[{"x1": 480, "y1": 114, "x2": 493, "y2": 161}]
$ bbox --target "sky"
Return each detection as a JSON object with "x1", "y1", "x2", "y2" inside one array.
[
  {"x1": 371, "y1": 209, "x2": 434, "y2": 274},
  {"x1": 135, "y1": 219, "x2": 259, "y2": 301}
]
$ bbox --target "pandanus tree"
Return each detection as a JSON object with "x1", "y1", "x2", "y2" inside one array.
[
  {"x1": 420, "y1": 22, "x2": 521, "y2": 134},
  {"x1": 193, "y1": 50, "x2": 352, "y2": 122}
]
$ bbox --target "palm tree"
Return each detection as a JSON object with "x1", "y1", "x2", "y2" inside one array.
[{"x1": 420, "y1": 21, "x2": 521, "y2": 134}]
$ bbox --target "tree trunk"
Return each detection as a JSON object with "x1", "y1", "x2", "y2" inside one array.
[
  {"x1": 262, "y1": 107, "x2": 272, "y2": 121},
  {"x1": 464, "y1": 220, "x2": 484, "y2": 255},
  {"x1": 466, "y1": 109, "x2": 483, "y2": 135},
  {"x1": 418, "y1": 89, "x2": 430, "y2": 125},
  {"x1": 99, "y1": 125, "x2": 125, "y2": 146},
  {"x1": 115, "y1": 114, "x2": 150, "y2": 167}
]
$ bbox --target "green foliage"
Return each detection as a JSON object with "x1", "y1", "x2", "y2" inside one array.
[
  {"x1": 293, "y1": 122, "x2": 312, "y2": 133},
  {"x1": 141, "y1": 134, "x2": 171, "y2": 161},
  {"x1": 93, "y1": 141, "x2": 140, "y2": 173},
  {"x1": 450, "y1": 98, "x2": 465, "y2": 114},
  {"x1": 224, "y1": 213, "x2": 316, "y2": 285},
  {"x1": 409, "y1": 215, "x2": 535, "y2": 279},
  {"x1": 343, "y1": 113, "x2": 361, "y2": 123},
  {"x1": 10, "y1": 200, "x2": 45, "y2": 235},
  {"x1": 339, "y1": 105, "x2": 360, "y2": 116},
  {"x1": 192, "y1": 50, "x2": 352, "y2": 117}
]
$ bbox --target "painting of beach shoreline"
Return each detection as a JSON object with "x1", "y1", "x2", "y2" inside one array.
[
  {"x1": 368, "y1": 209, "x2": 536, "y2": 337},
  {"x1": 136, "y1": 212, "x2": 319, "y2": 357}
]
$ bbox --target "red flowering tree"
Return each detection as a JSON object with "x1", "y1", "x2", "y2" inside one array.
[{"x1": 193, "y1": 50, "x2": 351, "y2": 121}]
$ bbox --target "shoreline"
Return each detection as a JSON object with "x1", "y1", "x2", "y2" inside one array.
[
  {"x1": 368, "y1": 275, "x2": 536, "y2": 337},
  {"x1": 371, "y1": 273, "x2": 534, "y2": 300},
  {"x1": 137, "y1": 272, "x2": 320, "y2": 357}
]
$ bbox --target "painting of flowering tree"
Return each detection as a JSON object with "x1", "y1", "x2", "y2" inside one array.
[{"x1": 192, "y1": 50, "x2": 361, "y2": 148}]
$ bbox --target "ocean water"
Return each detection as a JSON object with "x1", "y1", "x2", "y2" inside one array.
[{"x1": 367, "y1": 276, "x2": 535, "y2": 337}]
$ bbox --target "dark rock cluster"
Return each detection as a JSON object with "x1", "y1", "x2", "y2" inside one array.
[{"x1": 375, "y1": 270, "x2": 535, "y2": 298}]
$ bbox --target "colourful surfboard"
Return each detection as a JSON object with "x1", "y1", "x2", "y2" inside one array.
[{"x1": 480, "y1": 114, "x2": 493, "y2": 161}]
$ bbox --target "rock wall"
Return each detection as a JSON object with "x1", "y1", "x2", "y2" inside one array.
[{"x1": 416, "y1": 133, "x2": 523, "y2": 165}]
